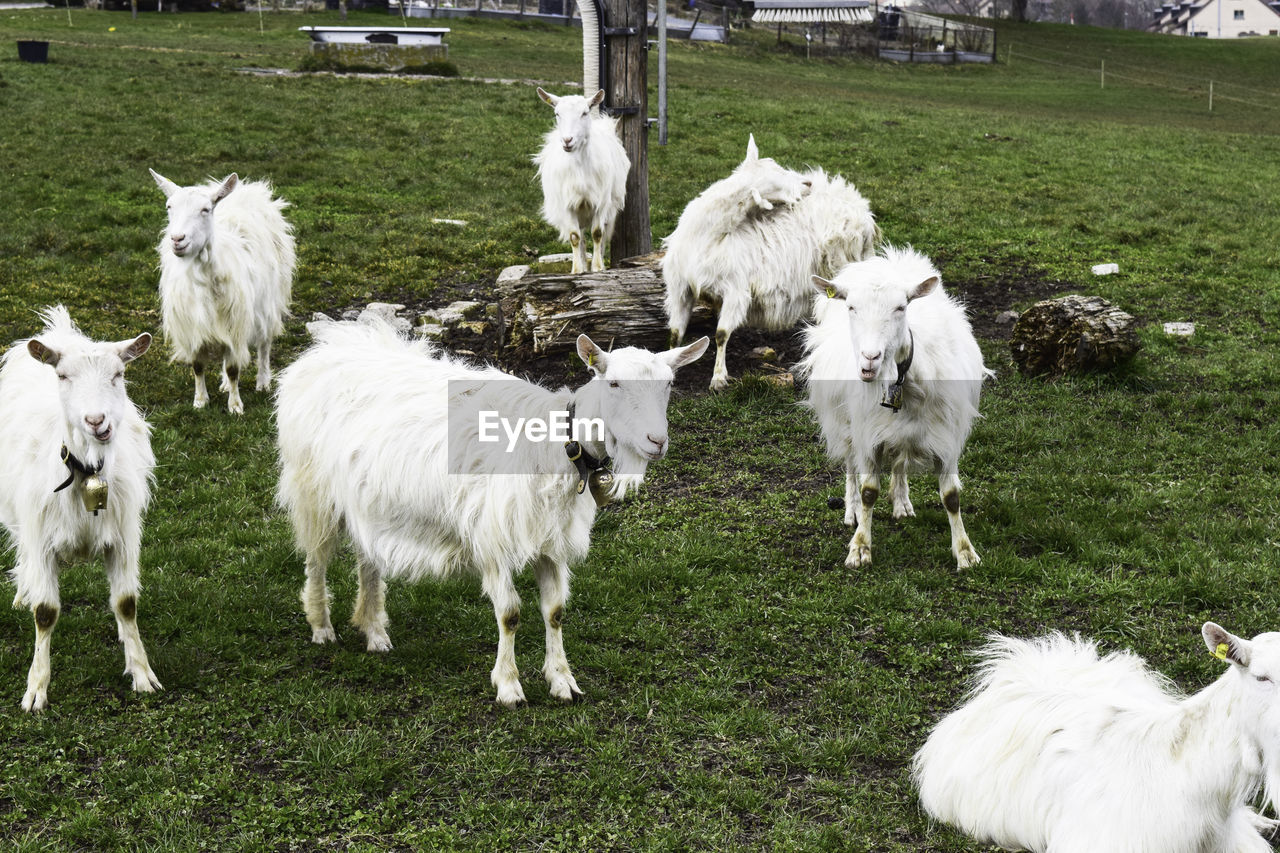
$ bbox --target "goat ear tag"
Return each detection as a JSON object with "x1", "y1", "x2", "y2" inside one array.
[
  {"x1": 81, "y1": 475, "x2": 108, "y2": 515},
  {"x1": 1214, "y1": 642, "x2": 1230, "y2": 661},
  {"x1": 826, "y1": 286, "x2": 836, "y2": 298}
]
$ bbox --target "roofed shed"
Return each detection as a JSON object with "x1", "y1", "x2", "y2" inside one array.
[{"x1": 749, "y1": 0, "x2": 872, "y2": 23}]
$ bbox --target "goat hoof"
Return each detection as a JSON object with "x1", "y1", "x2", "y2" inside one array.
[
  {"x1": 892, "y1": 503, "x2": 915, "y2": 520},
  {"x1": 310, "y1": 627, "x2": 337, "y2": 644},
  {"x1": 709, "y1": 376, "x2": 731, "y2": 392},
  {"x1": 227, "y1": 401, "x2": 244, "y2": 415},
  {"x1": 21, "y1": 689, "x2": 48, "y2": 713},
  {"x1": 193, "y1": 397, "x2": 208, "y2": 410},
  {"x1": 845, "y1": 546, "x2": 872, "y2": 569},
  {"x1": 548, "y1": 676, "x2": 584, "y2": 703},
  {"x1": 956, "y1": 549, "x2": 981, "y2": 570},
  {"x1": 130, "y1": 668, "x2": 163, "y2": 693},
  {"x1": 495, "y1": 683, "x2": 527, "y2": 708},
  {"x1": 365, "y1": 634, "x2": 393, "y2": 653}
]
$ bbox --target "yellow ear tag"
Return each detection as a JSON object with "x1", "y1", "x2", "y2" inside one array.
[
  {"x1": 587, "y1": 353, "x2": 595, "y2": 367},
  {"x1": 1214, "y1": 642, "x2": 1230, "y2": 661},
  {"x1": 826, "y1": 286, "x2": 836, "y2": 299}
]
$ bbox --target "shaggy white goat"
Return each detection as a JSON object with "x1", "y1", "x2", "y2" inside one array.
[
  {"x1": 0, "y1": 306, "x2": 160, "y2": 712},
  {"x1": 150, "y1": 168, "x2": 295, "y2": 414},
  {"x1": 799, "y1": 245, "x2": 990, "y2": 570},
  {"x1": 275, "y1": 318, "x2": 707, "y2": 706},
  {"x1": 533, "y1": 87, "x2": 630, "y2": 275},
  {"x1": 913, "y1": 625, "x2": 1280, "y2": 853},
  {"x1": 663, "y1": 135, "x2": 879, "y2": 391}
]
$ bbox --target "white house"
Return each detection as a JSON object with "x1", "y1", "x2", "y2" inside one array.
[{"x1": 1151, "y1": 0, "x2": 1280, "y2": 37}]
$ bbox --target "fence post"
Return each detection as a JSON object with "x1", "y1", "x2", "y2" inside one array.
[
  {"x1": 1101, "y1": 59, "x2": 1105, "y2": 89},
  {"x1": 1209, "y1": 79, "x2": 1214, "y2": 111},
  {"x1": 604, "y1": 0, "x2": 651, "y2": 261}
]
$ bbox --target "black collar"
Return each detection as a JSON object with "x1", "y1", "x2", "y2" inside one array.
[
  {"x1": 880, "y1": 331, "x2": 915, "y2": 413},
  {"x1": 564, "y1": 401, "x2": 614, "y2": 503},
  {"x1": 54, "y1": 444, "x2": 102, "y2": 493}
]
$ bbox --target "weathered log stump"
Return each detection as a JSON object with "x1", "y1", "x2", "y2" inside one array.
[
  {"x1": 497, "y1": 254, "x2": 712, "y2": 359},
  {"x1": 1010, "y1": 294, "x2": 1141, "y2": 377}
]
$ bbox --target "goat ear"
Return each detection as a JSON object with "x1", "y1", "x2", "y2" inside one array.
[
  {"x1": 213, "y1": 174, "x2": 238, "y2": 204},
  {"x1": 117, "y1": 333, "x2": 152, "y2": 364},
  {"x1": 663, "y1": 336, "x2": 709, "y2": 371},
  {"x1": 1204, "y1": 622, "x2": 1252, "y2": 668},
  {"x1": 576, "y1": 334, "x2": 609, "y2": 375},
  {"x1": 745, "y1": 134, "x2": 760, "y2": 164},
  {"x1": 812, "y1": 275, "x2": 841, "y2": 298},
  {"x1": 909, "y1": 276, "x2": 940, "y2": 301},
  {"x1": 27, "y1": 339, "x2": 60, "y2": 368},
  {"x1": 537, "y1": 87, "x2": 558, "y2": 106},
  {"x1": 150, "y1": 168, "x2": 178, "y2": 198},
  {"x1": 589, "y1": 89, "x2": 606, "y2": 108}
]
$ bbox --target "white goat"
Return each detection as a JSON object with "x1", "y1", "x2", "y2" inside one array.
[
  {"x1": 533, "y1": 87, "x2": 630, "y2": 275},
  {"x1": 799, "y1": 245, "x2": 990, "y2": 570},
  {"x1": 150, "y1": 169, "x2": 295, "y2": 414},
  {"x1": 913, "y1": 625, "x2": 1280, "y2": 853},
  {"x1": 275, "y1": 318, "x2": 707, "y2": 706},
  {"x1": 663, "y1": 135, "x2": 879, "y2": 391},
  {"x1": 0, "y1": 306, "x2": 160, "y2": 712}
]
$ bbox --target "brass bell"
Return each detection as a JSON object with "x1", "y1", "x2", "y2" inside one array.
[
  {"x1": 81, "y1": 475, "x2": 108, "y2": 515},
  {"x1": 881, "y1": 383, "x2": 905, "y2": 413},
  {"x1": 587, "y1": 469, "x2": 614, "y2": 508}
]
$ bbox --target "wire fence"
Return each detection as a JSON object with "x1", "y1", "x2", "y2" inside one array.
[
  {"x1": 765, "y1": 17, "x2": 996, "y2": 62},
  {"x1": 1007, "y1": 42, "x2": 1280, "y2": 113}
]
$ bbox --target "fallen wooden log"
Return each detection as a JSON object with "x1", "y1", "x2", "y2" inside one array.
[{"x1": 497, "y1": 254, "x2": 713, "y2": 358}]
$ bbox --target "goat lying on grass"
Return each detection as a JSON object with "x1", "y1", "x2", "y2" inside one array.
[{"x1": 914, "y1": 624, "x2": 1280, "y2": 853}]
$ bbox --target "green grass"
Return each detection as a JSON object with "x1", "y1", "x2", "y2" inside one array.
[{"x1": 1, "y1": 7, "x2": 1280, "y2": 850}]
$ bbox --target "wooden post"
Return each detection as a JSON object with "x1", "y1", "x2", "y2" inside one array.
[{"x1": 604, "y1": 0, "x2": 652, "y2": 262}]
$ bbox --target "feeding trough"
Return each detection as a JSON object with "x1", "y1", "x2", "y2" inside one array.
[
  {"x1": 299, "y1": 26, "x2": 449, "y2": 46},
  {"x1": 299, "y1": 26, "x2": 449, "y2": 70}
]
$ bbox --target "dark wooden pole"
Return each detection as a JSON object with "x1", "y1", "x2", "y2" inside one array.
[{"x1": 603, "y1": 0, "x2": 651, "y2": 262}]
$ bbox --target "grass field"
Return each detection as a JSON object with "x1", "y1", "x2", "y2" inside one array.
[{"x1": 1, "y1": 6, "x2": 1279, "y2": 850}]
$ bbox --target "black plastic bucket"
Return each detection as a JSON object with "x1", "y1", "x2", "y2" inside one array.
[{"x1": 17, "y1": 40, "x2": 49, "y2": 63}]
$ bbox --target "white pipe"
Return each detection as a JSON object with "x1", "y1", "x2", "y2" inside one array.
[
  {"x1": 578, "y1": 0, "x2": 601, "y2": 111},
  {"x1": 658, "y1": 0, "x2": 668, "y2": 144}
]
